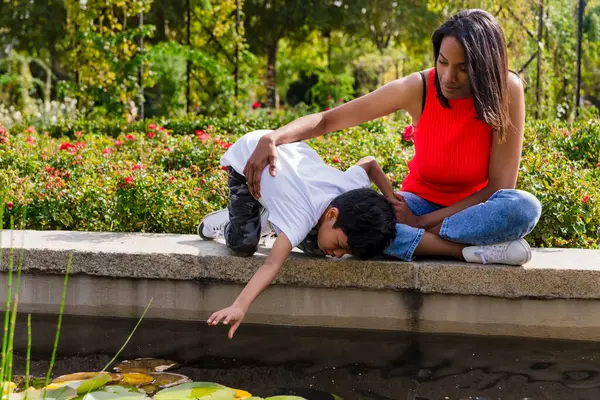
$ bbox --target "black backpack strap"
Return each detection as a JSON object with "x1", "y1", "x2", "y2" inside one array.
[{"x1": 419, "y1": 71, "x2": 427, "y2": 114}]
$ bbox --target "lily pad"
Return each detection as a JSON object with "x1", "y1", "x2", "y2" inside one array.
[
  {"x1": 5, "y1": 386, "x2": 77, "y2": 400},
  {"x1": 232, "y1": 388, "x2": 252, "y2": 399},
  {"x1": 76, "y1": 374, "x2": 112, "y2": 395},
  {"x1": 139, "y1": 384, "x2": 159, "y2": 395},
  {"x1": 76, "y1": 385, "x2": 146, "y2": 400},
  {"x1": 265, "y1": 397, "x2": 307, "y2": 400},
  {"x1": 114, "y1": 359, "x2": 177, "y2": 373},
  {"x1": 2, "y1": 381, "x2": 17, "y2": 395},
  {"x1": 154, "y1": 382, "x2": 236, "y2": 400},
  {"x1": 269, "y1": 388, "x2": 334, "y2": 399},
  {"x1": 53, "y1": 373, "x2": 120, "y2": 385},
  {"x1": 8, "y1": 376, "x2": 48, "y2": 391},
  {"x1": 120, "y1": 373, "x2": 154, "y2": 387},
  {"x1": 148, "y1": 373, "x2": 191, "y2": 388}
]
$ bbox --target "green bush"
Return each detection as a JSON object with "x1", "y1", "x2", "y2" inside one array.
[{"x1": 1, "y1": 116, "x2": 599, "y2": 249}]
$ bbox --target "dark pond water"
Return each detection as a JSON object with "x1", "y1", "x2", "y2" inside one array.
[{"x1": 8, "y1": 313, "x2": 600, "y2": 400}]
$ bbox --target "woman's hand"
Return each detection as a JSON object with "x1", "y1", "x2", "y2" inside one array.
[
  {"x1": 207, "y1": 303, "x2": 247, "y2": 339},
  {"x1": 389, "y1": 193, "x2": 422, "y2": 228},
  {"x1": 243, "y1": 135, "x2": 277, "y2": 199}
]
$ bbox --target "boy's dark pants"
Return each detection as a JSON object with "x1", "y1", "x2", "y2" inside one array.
[{"x1": 225, "y1": 167, "x2": 324, "y2": 258}]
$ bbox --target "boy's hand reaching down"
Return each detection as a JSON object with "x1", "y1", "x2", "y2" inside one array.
[
  {"x1": 207, "y1": 234, "x2": 291, "y2": 339},
  {"x1": 208, "y1": 303, "x2": 247, "y2": 339}
]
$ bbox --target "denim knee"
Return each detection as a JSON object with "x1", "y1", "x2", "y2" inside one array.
[{"x1": 496, "y1": 189, "x2": 542, "y2": 237}]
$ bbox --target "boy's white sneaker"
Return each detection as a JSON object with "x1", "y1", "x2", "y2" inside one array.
[
  {"x1": 198, "y1": 209, "x2": 229, "y2": 240},
  {"x1": 462, "y1": 239, "x2": 532, "y2": 266},
  {"x1": 197, "y1": 208, "x2": 271, "y2": 240}
]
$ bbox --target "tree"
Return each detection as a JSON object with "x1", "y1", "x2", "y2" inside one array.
[
  {"x1": 341, "y1": 0, "x2": 438, "y2": 54},
  {"x1": 243, "y1": 0, "x2": 323, "y2": 108},
  {"x1": 59, "y1": 0, "x2": 154, "y2": 118}
]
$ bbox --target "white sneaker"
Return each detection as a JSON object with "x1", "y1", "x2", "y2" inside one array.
[
  {"x1": 198, "y1": 209, "x2": 229, "y2": 240},
  {"x1": 462, "y1": 239, "x2": 532, "y2": 266},
  {"x1": 197, "y1": 208, "x2": 272, "y2": 240}
]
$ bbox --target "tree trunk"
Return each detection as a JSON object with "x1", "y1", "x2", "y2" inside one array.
[{"x1": 266, "y1": 41, "x2": 279, "y2": 109}]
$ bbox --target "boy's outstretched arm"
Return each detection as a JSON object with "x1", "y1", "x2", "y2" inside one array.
[{"x1": 207, "y1": 233, "x2": 292, "y2": 339}]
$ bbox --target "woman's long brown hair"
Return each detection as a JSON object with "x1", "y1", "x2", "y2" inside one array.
[{"x1": 432, "y1": 9, "x2": 512, "y2": 142}]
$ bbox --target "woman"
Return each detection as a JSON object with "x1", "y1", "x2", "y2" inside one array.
[{"x1": 243, "y1": 9, "x2": 541, "y2": 266}]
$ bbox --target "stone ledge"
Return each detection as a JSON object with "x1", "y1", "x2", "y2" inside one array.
[{"x1": 2, "y1": 230, "x2": 600, "y2": 299}]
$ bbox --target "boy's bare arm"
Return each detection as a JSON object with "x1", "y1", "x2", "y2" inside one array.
[
  {"x1": 356, "y1": 156, "x2": 408, "y2": 223},
  {"x1": 355, "y1": 156, "x2": 396, "y2": 200},
  {"x1": 207, "y1": 233, "x2": 293, "y2": 339}
]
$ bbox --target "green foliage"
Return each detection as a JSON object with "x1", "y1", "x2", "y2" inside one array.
[
  {"x1": 1, "y1": 116, "x2": 599, "y2": 249},
  {"x1": 519, "y1": 119, "x2": 600, "y2": 248},
  {"x1": 144, "y1": 43, "x2": 188, "y2": 118},
  {"x1": 308, "y1": 70, "x2": 355, "y2": 109},
  {"x1": 0, "y1": 51, "x2": 54, "y2": 114},
  {"x1": 58, "y1": 0, "x2": 155, "y2": 119},
  {"x1": 1, "y1": 0, "x2": 598, "y2": 117}
]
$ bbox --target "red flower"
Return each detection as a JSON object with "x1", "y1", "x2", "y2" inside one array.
[
  {"x1": 221, "y1": 166, "x2": 228, "y2": 171},
  {"x1": 147, "y1": 132, "x2": 156, "y2": 139},
  {"x1": 126, "y1": 134, "x2": 135, "y2": 141},
  {"x1": 164, "y1": 148, "x2": 170, "y2": 153},
  {"x1": 27, "y1": 126, "x2": 36, "y2": 134},
  {"x1": 124, "y1": 176, "x2": 134, "y2": 185},
  {"x1": 597, "y1": 162, "x2": 600, "y2": 167},
  {"x1": 582, "y1": 195, "x2": 590, "y2": 204},
  {"x1": 252, "y1": 101, "x2": 261, "y2": 110},
  {"x1": 332, "y1": 156, "x2": 341, "y2": 163},
  {"x1": 196, "y1": 130, "x2": 210, "y2": 143},
  {"x1": 169, "y1": 176, "x2": 176, "y2": 182},
  {"x1": 158, "y1": 126, "x2": 165, "y2": 132},
  {"x1": 26, "y1": 136, "x2": 35, "y2": 145},
  {"x1": 339, "y1": 98, "x2": 344, "y2": 103},
  {"x1": 148, "y1": 123, "x2": 157, "y2": 130},
  {"x1": 102, "y1": 148, "x2": 113, "y2": 155},
  {"x1": 6, "y1": 201, "x2": 13, "y2": 210},
  {"x1": 215, "y1": 140, "x2": 232, "y2": 149},
  {"x1": 325, "y1": 107, "x2": 330, "y2": 111},
  {"x1": 59, "y1": 142, "x2": 75, "y2": 151},
  {"x1": 114, "y1": 140, "x2": 123, "y2": 147},
  {"x1": 45, "y1": 166, "x2": 55, "y2": 173},
  {"x1": 132, "y1": 163, "x2": 144, "y2": 171},
  {"x1": 402, "y1": 125, "x2": 415, "y2": 142},
  {"x1": 75, "y1": 131, "x2": 83, "y2": 138},
  {"x1": 327, "y1": 95, "x2": 332, "y2": 100},
  {"x1": 75, "y1": 142, "x2": 86, "y2": 149},
  {"x1": 207, "y1": 125, "x2": 214, "y2": 131}
]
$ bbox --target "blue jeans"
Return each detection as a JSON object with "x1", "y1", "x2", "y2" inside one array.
[{"x1": 384, "y1": 189, "x2": 542, "y2": 261}]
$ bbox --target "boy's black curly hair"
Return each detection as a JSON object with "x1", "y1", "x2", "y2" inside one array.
[{"x1": 330, "y1": 188, "x2": 396, "y2": 259}]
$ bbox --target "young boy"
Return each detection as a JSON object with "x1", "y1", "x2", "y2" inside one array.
[{"x1": 199, "y1": 130, "x2": 398, "y2": 339}]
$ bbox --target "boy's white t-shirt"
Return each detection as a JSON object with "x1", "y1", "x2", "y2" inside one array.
[{"x1": 220, "y1": 130, "x2": 371, "y2": 248}]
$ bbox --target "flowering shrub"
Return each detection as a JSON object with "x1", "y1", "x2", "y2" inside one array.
[
  {"x1": 1, "y1": 116, "x2": 599, "y2": 249},
  {"x1": 0, "y1": 98, "x2": 81, "y2": 129}
]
